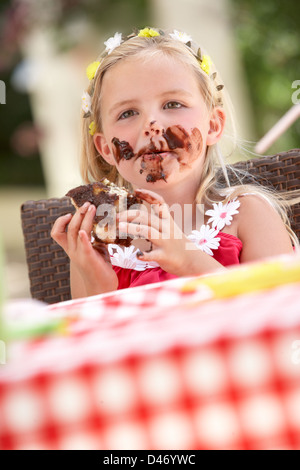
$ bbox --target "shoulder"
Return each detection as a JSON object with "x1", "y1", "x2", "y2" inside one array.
[
  {"x1": 237, "y1": 192, "x2": 276, "y2": 216},
  {"x1": 236, "y1": 193, "x2": 281, "y2": 232},
  {"x1": 205, "y1": 193, "x2": 274, "y2": 235},
  {"x1": 234, "y1": 193, "x2": 294, "y2": 261}
]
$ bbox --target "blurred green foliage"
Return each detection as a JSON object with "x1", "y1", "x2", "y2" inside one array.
[
  {"x1": 230, "y1": 0, "x2": 300, "y2": 154},
  {"x1": 0, "y1": 0, "x2": 150, "y2": 187},
  {"x1": 0, "y1": 67, "x2": 45, "y2": 186}
]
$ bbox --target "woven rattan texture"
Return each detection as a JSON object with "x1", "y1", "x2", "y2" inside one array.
[
  {"x1": 21, "y1": 150, "x2": 300, "y2": 304},
  {"x1": 21, "y1": 197, "x2": 75, "y2": 304},
  {"x1": 230, "y1": 149, "x2": 300, "y2": 241}
]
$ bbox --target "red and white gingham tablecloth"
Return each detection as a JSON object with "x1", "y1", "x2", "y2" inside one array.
[{"x1": 0, "y1": 254, "x2": 300, "y2": 450}]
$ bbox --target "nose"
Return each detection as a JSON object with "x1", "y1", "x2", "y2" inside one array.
[{"x1": 143, "y1": 120, "x2": 164, "y2": 137}]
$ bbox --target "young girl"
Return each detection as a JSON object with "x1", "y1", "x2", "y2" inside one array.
[{"x1": 51, "y1": 27, "x2": 298, "y2": 298}]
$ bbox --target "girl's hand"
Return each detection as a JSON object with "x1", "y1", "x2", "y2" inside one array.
[
  {"x1": 51, "y1": 202, "x2": 118, "y2": 295},
  {"x1": 118, "y1": 189, "x2": 192, "y2": 276}
]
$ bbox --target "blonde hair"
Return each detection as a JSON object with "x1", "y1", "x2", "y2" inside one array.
[{"x1": 80, "y1": 29, "x2": 299, "y2": 247}]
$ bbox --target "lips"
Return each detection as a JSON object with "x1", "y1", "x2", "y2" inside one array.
[{"x1": 140, "y1": 151, "x2": 173, "y2": 161}]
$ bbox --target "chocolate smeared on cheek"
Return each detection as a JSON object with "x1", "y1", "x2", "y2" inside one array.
[
  {"x1": 112, "y1": 137, "x2": 135, "y2": 163},
  {"x1": 139, "y1": 125, "x2": 203, "y2": 182},
  {"x1": 162, "y1": 125, "x2": 187, "y2": 150},
  {"x1": 163, "y1": 125, "x2": 202, "y2": 163},
  {"x1": 191, "y1": 127, "x2": 203, "y2": 154}
]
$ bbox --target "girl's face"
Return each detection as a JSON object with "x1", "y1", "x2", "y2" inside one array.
[{"x1": 94, "y1": 53, "x2": 225, "y2": 193}]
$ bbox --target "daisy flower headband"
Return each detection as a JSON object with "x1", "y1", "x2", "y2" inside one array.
[{"x1": 83, "y1": 27, "x2": 224, "y2": 135}]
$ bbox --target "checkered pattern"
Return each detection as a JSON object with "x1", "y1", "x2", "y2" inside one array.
[{"x1": 1, "y1": 257, "x2": 300, "y2": 449}]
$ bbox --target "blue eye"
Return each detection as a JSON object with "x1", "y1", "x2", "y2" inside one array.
[
  {"x1": 164, "y1": 101, "x2": 183, "y2": 109},
  {"x1": 119, "y1": 110, "x2": 137, "y2": 120}
]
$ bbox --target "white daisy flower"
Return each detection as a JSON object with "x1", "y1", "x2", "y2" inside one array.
[
  {"x1": 104, "y1": 32, "x2": 123, "y2": 54},
  {"x1": 81, "y1": 91, "x2": 91, "y2": 113},
  {"x1": 107, "y1": 244, "x2": 147, "y2": 271},
  {"x1": 108, "y1": 244, "x2": 137, "y2": 269},
  {"x1": 206, "y1": 199, "x2": 240, "y2": 231},
  {"x1": 108, "y1": 244, "x2": 159, "y2": 271},
  {"x1": 187, "y1": 225, "x2": 221, "y2": 256},
  {"x1": 169, "y1": 29, "x2": 193, "y2": 44}
]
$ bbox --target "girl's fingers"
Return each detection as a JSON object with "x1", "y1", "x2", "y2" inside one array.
[
  {"x1": 79, "y1": 230, "x2": 111, "y2": 264},
  {"x1": 78, "y1": 229, "x2": 98, "y2": 256},
  {"x1": 118, "y1": 209, "x2": 164, "y2": 232},
  {"x1": 78, "y1": 229, "x2": 90, "y2": 249},
  {"x1": 118, "y1": 221, "x2": 162, "y2": 244},
  {"x1": 135, "y1": 189, "x2": 170, "y2": 219},
  {"x1": 67, "y1": 202, "x2": 91, "y2": 247},
  {"x1": 51, "y1": 213, "x2": 73, "y2": 247},
  {"x1": 135, "y1": 188, "x2": 165, "y2": 205},
  {"x1": 151, "y1": 202, "x2": 170, "y2": 219},
  {"x1": 80, "y1": 204, "x2": 96, "y2": 237},
  {"x1": 136, "y1": 248, "x2": 162, "y2": 263}
]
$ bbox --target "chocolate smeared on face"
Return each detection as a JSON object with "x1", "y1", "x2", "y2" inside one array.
[
  {"x1": 162, "y1": 126, "x2": 187, "y2": 150},
  {"x1": 140, "y1": 154, "x2": 167, "y2": 183},
  {"x1": 111, "y1": 125, "x2": 203, "y2": 183},
  {"x1": 191, "y1": 127, "x2": 203, "y2": 153},
  {"x1": 163, "y1": 125, "x2": 202, "y2": 161},
  {"x1": 112, "y1": 137, "x2": 135, "y2": 163}
]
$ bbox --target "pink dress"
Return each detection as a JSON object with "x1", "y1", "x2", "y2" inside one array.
[{"x1": 108, "y1": 199, "x2": 243, "y2": 290}]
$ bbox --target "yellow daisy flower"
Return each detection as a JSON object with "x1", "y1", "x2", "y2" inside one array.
[
  {"x1": 138, "y1": 28, "x2": 160, "y2": 38},
  {"x1": 86, "y1": 61, "x2": 101, "y2": 80},
  {"x1": 200, "y1": 55, "x2": 212, "y2": 75},
  {"x1": 89, "y1": 121, "x2": 97, "y2": 136}
]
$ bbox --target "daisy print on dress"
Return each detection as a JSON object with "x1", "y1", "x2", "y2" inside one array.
[
  {"x1": 206, "y1": 199, "x2": 240, "y2": 231},
  {"x1": 187, "y1": 225, "x2": 221, "y2": 256},
  {"x1": 108, "y1": 244, "x2": 159, "y2": 271}
]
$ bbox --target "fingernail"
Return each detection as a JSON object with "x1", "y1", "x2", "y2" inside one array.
[
  {"x1": 83, "y1": 202, "x2": 90, "y2": 208},
  {"x1": 88, "y1": 204, "x2": 95, "y2": 212},
  {"x1": 64, "y1": 213, "x2": 72, "y2": 218}
]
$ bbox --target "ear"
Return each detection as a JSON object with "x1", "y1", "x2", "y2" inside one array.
[
  {"x1": 93, "y1": 133, "x2": 116, "y2": 166},
  {"x1": 206, "y1": 107, "x2": 226, "y2": 146}
]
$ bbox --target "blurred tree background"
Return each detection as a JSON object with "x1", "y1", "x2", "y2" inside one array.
[
  {"x1": 0, "y1": 0, "x2": 150, "y2": 187},
  {"x1": 0, "y1": 0, "x2": 299, "y2": 187},
  {"x1": 230, "y1": 0, "x2": 300, "y2": 153}
]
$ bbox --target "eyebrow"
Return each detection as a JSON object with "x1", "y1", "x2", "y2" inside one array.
[
  {"x1": 108, "y1": 89, "x2": 194, "y2": 115},
  {"x1": 108, "y1": 100, "x2": 138, "y2": 115},
  {"x1": 160, "y1": 89, "x2": 194, "y2": 98}
]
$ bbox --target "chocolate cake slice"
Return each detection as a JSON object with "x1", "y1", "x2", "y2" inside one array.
[{"x1": 66, "y1": 178, "x2": 142, "y2": 247}]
